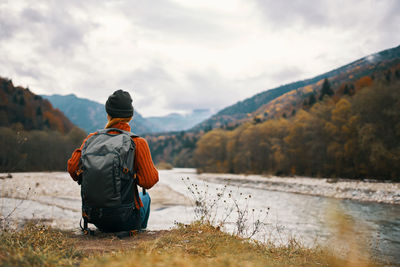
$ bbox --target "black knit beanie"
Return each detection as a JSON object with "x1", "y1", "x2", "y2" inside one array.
[{"x1": 105, "y1": 89, "x2": 134, "y2": 118}]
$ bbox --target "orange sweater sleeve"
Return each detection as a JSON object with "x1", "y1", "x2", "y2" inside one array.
[
  {"x1": 67, "y1": 132, "x2": 97, "y2": 181},
  {"x1": 133, "y1": 137, "x2": 159, "y2": 189}
]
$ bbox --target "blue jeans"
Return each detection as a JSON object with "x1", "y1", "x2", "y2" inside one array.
[
  {"x1": 139, "y1": 191, "x2": 151, "y2": 229},
  {"x1": 87, "y1": 191, "x2": 151, "y2": 232}
]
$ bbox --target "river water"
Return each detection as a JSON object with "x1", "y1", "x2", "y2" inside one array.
[{"x1": 156, "y1": 169, "x2": 400, "y2": 264}]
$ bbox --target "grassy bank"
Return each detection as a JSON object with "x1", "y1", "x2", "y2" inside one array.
[{"x1": 0, "y1": 222, "x2": 378, "y2": 267}]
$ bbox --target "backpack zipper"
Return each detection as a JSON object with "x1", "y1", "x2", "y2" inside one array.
[{"x1": 113, "y1": 154, "x2": 121, "y2": 195}]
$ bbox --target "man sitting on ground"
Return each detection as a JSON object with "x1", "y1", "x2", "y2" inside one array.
[{"x1": 67, "y1": 89, "x2": 158, "y2": 232}]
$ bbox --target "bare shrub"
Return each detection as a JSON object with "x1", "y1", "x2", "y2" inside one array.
[
  {"x1": 0, "y1": 187, "x2": 32, "y2": 230},
  {"x1": 182, "y1": 177, "x2": 269, "y2": 239}
]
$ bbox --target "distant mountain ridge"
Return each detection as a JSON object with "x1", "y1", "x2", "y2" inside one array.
[
  {"x1": 42, "y1": 94, "x2": 214, "y2": 134},
  {"x1": 192, "y1": 45, "x2": 400, "y2": 131},
  {"x1": 42, "y1": 94, "x2": 159, "y2": 135},
  {"x1": 147, "y1": 109, "x2": 213, "y2": 132}
]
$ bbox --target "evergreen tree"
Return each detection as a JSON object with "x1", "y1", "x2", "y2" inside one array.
[
  {"x1": 12, "y1": 93, "x2": 18, "y2": 103},
  {"x1": 19, "y1": 96, "x2": 25, "y2": 105},
  {"x1": 308, "y1": 93, "x2": 317, "y2": 106},
  {"x1": 343, "y1": 84, "x2": 350, "y2": 95},
  {"x1": 319, "y1": 78, "x2": 334, "y2": 100},
  {"x1": 36, "y1": 106, "x2": 43, "y2": 116},
  {"x1": 385, "y1": 70, "x2": 392, "y2": 82},
  {"x1": 395, "y1": 70, "x2": 400, "y2": 79}
]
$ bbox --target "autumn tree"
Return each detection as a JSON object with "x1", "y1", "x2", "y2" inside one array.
[
  {"x1": 194, "y1": 129, "x2": 229, "y2": 173},
  {"x1": 193, "y1": 78, "x2": 400, "y2": 181}
]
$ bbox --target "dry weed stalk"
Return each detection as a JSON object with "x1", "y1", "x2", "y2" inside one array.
[
  {"x1": 182, "y1": 177, "x2": 269, "y2": 239},
  {"x1": 0, "y1": 187, "x2": 32, "y2": 230}
]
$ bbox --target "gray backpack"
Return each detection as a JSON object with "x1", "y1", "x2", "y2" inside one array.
[{"x1": 80, "y1": 128, "x2": 141, "y2": 233}]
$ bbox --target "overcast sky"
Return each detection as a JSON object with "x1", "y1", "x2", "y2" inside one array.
[{"x1": 0, "y1": 0, "x2": 399, "y2": 117}]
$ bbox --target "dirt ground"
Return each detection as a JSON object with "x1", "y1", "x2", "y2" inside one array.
[{"x1": 69, "y1": 229, "x2": 169, "y2": 255}]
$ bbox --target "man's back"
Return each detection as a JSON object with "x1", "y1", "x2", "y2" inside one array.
[{"x1": 67, "y1": 89, "x2": 158, "y2": 233}]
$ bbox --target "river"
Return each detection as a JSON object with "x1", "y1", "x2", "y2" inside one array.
[{"x1": 156, "y1": 169, "x2": 400, "y2": 264}]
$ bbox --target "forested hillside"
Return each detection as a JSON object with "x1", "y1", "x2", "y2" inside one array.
[
  {"x1": 194, "y1": 72, "x2": 400, "y2": 180},
  {"x1": 0, "y1": 78, "x2": 75, "y2": 133},
  {"x1": 148, "y1": 46, "x2": 400, "y2": 180},
  {"x1": 193, "y1": 45, "x2": 400, "y2": 131},
  {"x1": 146, "y1": 131, "x2": 201, "y2": 167},
  {"x1": 0, "y1": 78, "x2": 86, "y2": 172}
]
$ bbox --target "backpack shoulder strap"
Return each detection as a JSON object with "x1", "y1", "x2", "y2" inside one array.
[
  {"x1": 96, "y1": 128, "x2": 125, "y2": 135},
  {"x1": 126, "y1": 133, "x2": 142, "y2": 208},
  {"x1": 128, "y1": 132, "x2": 139, "y2": 138},
  {"x1": 97, "y1": 128, "x2": 139, "y2": 138}
]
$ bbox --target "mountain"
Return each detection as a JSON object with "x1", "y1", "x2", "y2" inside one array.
[
  {"x1": 192, "y1": 45, "x2": 400, "y2": 131},
  {"x1": 194, "y1": 75, "x2": 400, "y2": 179},
  {"x1": 246, "y1": 45, "x2": 400, "y2": 123},
  {"x1": 147, "y1": 109, "x2": 214, "y2": 132},
  {"x1": 42, "y1": 94, "x2": 160, "y2": 135},
  {"x1": 146, "y1": 44, "x2": 400, "y2": 168},
  {"x1": 0, "y1": 77, "x2": 75, "y2": 133},
  {"x1": 0, "y1": 77, "x2": 87, "y2": 172}
]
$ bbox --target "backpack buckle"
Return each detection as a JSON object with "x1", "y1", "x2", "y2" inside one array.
[
  {"x1": 81, "y1": 213, "x2": 95, "y2": 236},
  {"x1": 129, "y1": 230, "x2": 138, "y2": 237},
  {"x1": 116, "y1": 230, "x2": 138, "y2": 239},
  {"x1": 82, "y1": 211, "x2": 90, "y2": 220}
]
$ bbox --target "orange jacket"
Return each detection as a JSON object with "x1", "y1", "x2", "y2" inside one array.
[{"x1": 67, "y1": 122, "x2": 159, "y2": 208}]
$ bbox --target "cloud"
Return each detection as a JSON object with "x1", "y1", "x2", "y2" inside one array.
[
  {"x1": 265, "y1": 66, "x2": 305, "y2": 85},
  {"x1": 253, "y1": 0, "x2": 400, "y2": 48},
  {"x1": 120, "y1": 67, "x2": 235, "y2": 116},
  {"x1": 0, "y1": 3, "x2": 96, "y2": 53},
  {"x1": 114, "y1": 0, "x2": 238, "y2": 44},
  {"x1": 0, "y1": 1, "x2": 99, "y2": 94},
  {"x1": 121, "y1": 65, "x2": 177, "y2": 115},
  {"x1": 253, "y1": 0, "x2": 328, "y2": 28},
  {"x1": 0, "y1": 0, "x2": 399, "y2": 117},
  {"x1": 174, "y1": 70, "x2": 229, "y2": 111},
  {"x1": 375, "y1": 1, "x2": 400, "y2": 46},
  {"x1": 0, "y1": 8, "x2": 19, "y2": 40},
  {"x1": 21, "y1": 7, "x2": 44, "y2": 23}
]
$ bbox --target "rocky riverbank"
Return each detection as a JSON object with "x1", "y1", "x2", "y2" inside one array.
[
  {"x1": 0, "y1": 172, "x2": 190, "y2": 230},
  {"x1": 1, "y1": 170, "x2": 399, "y2": 232},
  {"x1": 198, "y1": 173, "x2": 400, "y2": 204}
]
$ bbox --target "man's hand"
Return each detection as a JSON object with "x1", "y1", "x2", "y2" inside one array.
[{"x1": 76, "y1": 170, "x2": 83, "y2": 185}]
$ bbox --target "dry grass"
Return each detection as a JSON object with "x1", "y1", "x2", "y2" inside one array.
[
  {"x1": 79, "y1": 222, "x2": 357, "y2": 267},
  {"x1": 1, "y1": 221, "x2": 378, "y2": 267},
  {"x1": 0, "y1": 223, "x2": 82, "y2": 266}
]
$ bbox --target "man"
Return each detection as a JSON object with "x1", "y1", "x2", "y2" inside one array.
[{"x1": 67, "y1": 89, "x2": 158, "y2": 232}]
